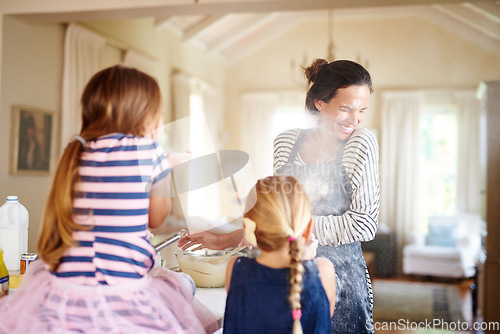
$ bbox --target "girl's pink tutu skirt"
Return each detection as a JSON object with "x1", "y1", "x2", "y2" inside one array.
[{"x1": 0, "y1": 260, "x2": 219, "y2": 334}]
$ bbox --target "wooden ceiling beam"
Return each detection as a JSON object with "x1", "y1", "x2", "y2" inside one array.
[
  {"x1": 11, "y1": 0, "x2": 499, "y2": 23},
  {"x1": 183, "y1": 14, "x2": 229, "y2": 42},
  {"x1": 205, "y1": 12, "x2": 279, "y2": 54},
  {"x1": 433, "y1": 3, "x2": 500, "y2": 41},
  {"x1": 463, "y1": 2, "x2": 500, "y2": 23}
]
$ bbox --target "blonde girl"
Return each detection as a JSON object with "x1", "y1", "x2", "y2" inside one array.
[
  {"x1": 223, "y1": 175, "x2": 335, "y2": 334},
  {"x1": 0, "y1": 65, "x2": 216, "y2": 333}
]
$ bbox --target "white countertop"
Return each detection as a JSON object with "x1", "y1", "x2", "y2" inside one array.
[{"x1": 195, "y1": 287, "x2": 227, "y2": 321}]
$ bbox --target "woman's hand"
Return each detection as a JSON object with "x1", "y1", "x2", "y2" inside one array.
[
  {"x1": 178, "y1": 231, "x2": 222, "y2": 251},
  {"x1": 178, "y1": 229, "x2": 244, "y2": 251},
  {"x1": 238, "y1": 236, "x2": 254, "y2": 250},
  {"x1": 301, "y1": 233, "x2": 318, "y2": 260}
]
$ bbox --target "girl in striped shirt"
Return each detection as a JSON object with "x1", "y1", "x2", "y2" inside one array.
[
  {"x1": 273, "y1": 59, "x2": 380, "y2": 334},
  {"x1": 0, "y1": 65, "x2": 215, "y2": 333}
]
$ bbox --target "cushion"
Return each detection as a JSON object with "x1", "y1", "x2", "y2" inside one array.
[
  {"x1": 403, "y1": 244, "x2": 462, "y2": 260},
  {"x1": 425, "y1": 220, "x2": 458, "y2": 247}
]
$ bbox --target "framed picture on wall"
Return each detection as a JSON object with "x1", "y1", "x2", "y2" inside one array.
[{"x1": 10, "y1": 105, "x2": 56, "y2": 176}]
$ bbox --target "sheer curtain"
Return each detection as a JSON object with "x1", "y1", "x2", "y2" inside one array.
[
  {"x1": 200, "y1": 80, "x2": 222, "y2": 156},
  {"x1": 170, "y1": 72, "x2": 221, "y2": 224},
  {"x1": 61, "y1": 24, "x2": 106, "y2": 152},
  {"x1": 380, "y1": 91, "x2": 423, "y2": 257},
  {"x1": 171, "y1": 73, "x2": 196, "y2": 150},
  {"x1": 201, "y1": 82, "x2": 222, "y2": 134},
  {"x1": 240, "y1": 91, "x2": 312, "y2": 179},
  {"x1": 455, "y1": 90, "x2": 481, "y2": 214},
  {"x1": 169, "y1": 73, "x2": 217, "y2": 155},
  {"x1": 240, "y1": 92, "x2": 280, "y2": 178}
]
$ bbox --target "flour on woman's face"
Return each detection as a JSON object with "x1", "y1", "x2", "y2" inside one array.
[{"x1": 351, "y1": 98, "x2": 361, "y2": 109}]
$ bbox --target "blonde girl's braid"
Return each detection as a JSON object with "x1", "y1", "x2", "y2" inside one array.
[
  {"x1": 289, "y1": 237, "x2": 304, "y2": 334},
  {"x1": 284, "y1": 176, "x2": 309, "y2": 334}
]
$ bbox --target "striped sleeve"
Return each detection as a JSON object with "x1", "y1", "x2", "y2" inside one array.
[
  {"x1": 150, "y1": 140, "x2": 171, "y2": 185},
  {"x1": 314, "y1": 128, "x2": 380, "y2": 246},
  {"x1": 273, "y1": 129, "x2": 300, "y2": 174}
]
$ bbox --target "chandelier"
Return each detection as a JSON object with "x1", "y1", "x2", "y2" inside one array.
[
  {"x1": 290, "y1": 9, "x2": 335, "y2": 85},
  {"x1": 326, "y1": 9, "x2": 335, "y2": 62}
]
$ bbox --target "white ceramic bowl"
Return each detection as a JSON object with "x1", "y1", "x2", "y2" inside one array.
[{"x1": 175, "y1": 249, "x2": 242, "y2": 288}]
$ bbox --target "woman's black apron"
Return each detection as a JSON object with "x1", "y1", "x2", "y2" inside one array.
[{"x1": 276, "y1": 132, "x2": 374, "y2": 334}]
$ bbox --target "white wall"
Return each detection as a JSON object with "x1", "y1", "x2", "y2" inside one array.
[{"x1": 0, "y1": 17, "x2": 64, "y2": 252}]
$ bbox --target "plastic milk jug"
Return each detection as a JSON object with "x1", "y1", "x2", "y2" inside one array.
[
  {"x1": 0, "y1": 196, "x2": 29, "y2": 272},
  {"x1": 0, "y1": 248, "x2": 9, "y2": 298}
]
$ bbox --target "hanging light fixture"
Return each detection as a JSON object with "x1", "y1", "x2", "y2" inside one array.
[
  {"x1": 290, "y1": 9, "x2": 338, "y2": 85},
  {"x1": 326, "y1": 10, "x2": 369, "y2": 69},
  {"x1": 326, "y1": 9, "x2": 335, "y2": 62}
]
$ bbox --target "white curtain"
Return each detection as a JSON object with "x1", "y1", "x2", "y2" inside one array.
[
  {"x1": 239, "y1": 91, "x2": 312, "y2": 179},
  {"x1": 170, "y1": 72, "x2": 217, "y2": 156},
  {"x1": 380, "y1": 91, "x2": 423, "y2": 255},
  {"x1": 61, "y1": 24, "x2": 106, "y2": 152},
  {"x1": 240, "y1": 92, "x2": 280, "y2": 179},
  {"x1": 170, "y1": 73, "x2": 195, "y2": 153},
  {"x1": 168, "y1": 73, "x2": 195, "y2": 219},
  {"x1": 172, "y1": 73, "x2": 193, "y2": 121},
  {"x1": 201, "y1": 81, "x2": 222, "y2": 154},
  {"x1": 170, "y1": 73, "x2": 220, "y2": 221},
  {"x1": 123, "y1": 50, "x2": 156, "y2": 77},
  {"x1": 455, "y1": 91, "x2": 481, "y2": 214}
]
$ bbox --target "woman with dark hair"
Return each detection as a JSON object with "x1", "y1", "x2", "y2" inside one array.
[{"x1": 273, "y1": 59, "x2": 380, "y2": 333}]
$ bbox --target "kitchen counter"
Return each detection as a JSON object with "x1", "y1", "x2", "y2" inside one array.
[{"x1": 195, "y1": 287, "x2": 227, "y2": 322}]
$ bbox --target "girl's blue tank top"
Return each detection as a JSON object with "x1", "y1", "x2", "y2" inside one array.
[{"x1": 223, "y1": 257, "x2": 331, "y2": 334}]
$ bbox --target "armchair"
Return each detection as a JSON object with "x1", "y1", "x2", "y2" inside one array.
[{"x1": 402, "y1": 213, "x2": 484, "y2": 279}]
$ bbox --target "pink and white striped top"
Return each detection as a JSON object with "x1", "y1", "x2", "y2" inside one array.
[{"x1": 53, "y1": 133, "x2": 171, "y2": 286}]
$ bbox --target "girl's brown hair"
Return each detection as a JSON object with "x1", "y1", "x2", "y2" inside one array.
[
  {"x1": 245, "y1": 175, "x2": 311, "y2": 334},
  {"x1": 38, "y1": 65, "x2": 162, "y2": 270},
  {"x1": 304, "y1": 58, "x2": 373, "y2": 115}
]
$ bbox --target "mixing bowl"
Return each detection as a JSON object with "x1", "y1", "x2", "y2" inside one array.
[{"x1": 175, "y1": 249, "x2": 244, "y2": 288}]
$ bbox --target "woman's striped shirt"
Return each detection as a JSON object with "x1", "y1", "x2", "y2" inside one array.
[
  {"x1": 54, "y1": 133, "x2": 171, "y2": 285},
  {"x1": 273, "y1": 127, "x2": 380, "y2": 247}
]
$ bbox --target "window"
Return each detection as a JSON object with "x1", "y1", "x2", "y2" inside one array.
[
  {"x1": 187, "y1": 91, "x2": 220, "y2": 220},
  {"x1": 272, "y1": 105, "x2": 316, "y2": 137},
  {"x1": 240, "y1": 91, "x2": 314, "y2": 179},
  {"x1": 417, "y1": 103, "x2": 458, "y2": 230}
]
